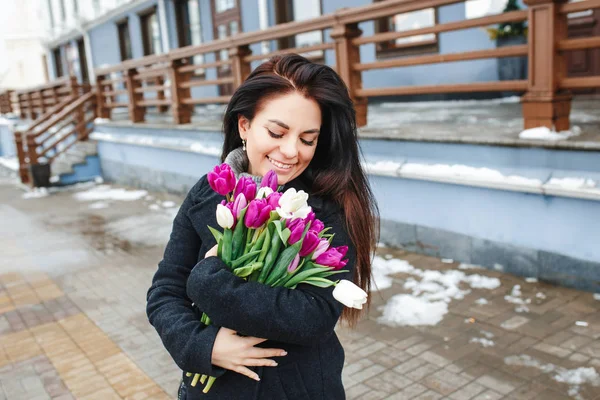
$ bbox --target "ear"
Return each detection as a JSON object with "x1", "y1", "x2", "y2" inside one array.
[{"x1": 238, "y1": 115, "x2": 250, "y2": 140}]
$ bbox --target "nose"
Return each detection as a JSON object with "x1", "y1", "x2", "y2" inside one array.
[{"x1": 280, "y1": 136, "x2": 298, "y2": 160}]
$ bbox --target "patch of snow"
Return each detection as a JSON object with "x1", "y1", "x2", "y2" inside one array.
[
  {"x1": 519, "y1": 126, "x2": 579, "y2": 141},
  {"x1": 145, "y1": 195, "x2": 155, "y2": 201},
  {"x1": 494, "y1": 263, "x2": 504, "y2": 271},
  {"x1": 88, "y1": 202, "x2": 109, "y2": 209},
  {"x1": 505, "y1": 355, "x2": 600, "y2": 399},
  {"x1": 475, "y1": 298, "x2": 489, "y2": 305},
  {"x1": 536, "y1": 292, "x2": 546, "y2": 300},
  {"x1": 374, "y1": 256, "x2": 501, "y2": 327},
  {"x1": 379, "y1": 96, "x2": 521, "y2": 109},
  {"x1": 0, "y1": 156, "x2": 19, "y2": 171},
  {"x1": 401, "y1": 162, "x2": 542, "y2": 188},
  {"x1": 458, "y1": 263, "x2": 483, "y2": 270},
  {"x1": 546, "y1": 177, "x2": 597, "y2": 190},
  {"x1": 23, "y1": 188, "x2": 49, "y2": 199},
  {"x1": 575, "y1": 321, "x2": 589, "y2": 327},
  {"x1": 481, "y1": 330, "x2": 494, "y2": 339},
  {"x1": 73, "y1": 185, "x2": 148, "y2": 202},
  {"x1": 94, "y1": 176, "x2": 104, "y2": 184},
  {"x1": 594, "y1": 294, "x2": 600, "y2": 301},
  {"x1": 363, "y1": 160, "x2": 402, "y2": 176},
  {"x1": 162, "y1": 200, "x2": 176, "y2": 208},
  {"x1": 525, "y1": 277, "x2": 538, "y2": 283},
  {"x1": 378, "y1": 295, "x2": 448, "y2": 327},
  {"x1": 441, "y1": 258, "x2": 454, "y2": 264},
  {"x1": 470, "y1": 337, "x2": 495, "y2": 348},
  {"x1": 505, "y1": 284, "x2": 531, "y2": 312},
  {"x1": 189, "y1": 142, "x2": 221, "y2": 156},
  {"x1": 149, "y1": 204, "x2": 160, "y2": 211}
]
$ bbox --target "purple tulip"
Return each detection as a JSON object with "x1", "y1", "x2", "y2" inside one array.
[
  {"x1": 260, "y1": 170, "x2": 278, "y2": 191},
  {"x1": 315, "y1": 245, "x2": 349, "y2": 270},
  {"x1": 287, "y1": 253, "x2": 301, "y2": 273},
  {"x1": 304, "y1": 211, "x2": 315, "y2": 224},
  {"x1": 311, "y1": 239, "x2": 329, "y2": 260},
  {"x1": 208, "y1": 164, "x2": 236, "y2": 196},
  {"x1": 234, "y1": 177, "x2": 257, "y2": 201},
  {"x1": 266, "y1": 191, "x2": 282, "y2": 209},
  {"x1": 299, "y1": 230, "x2": 320, "y2": 257},
  {"x1": 310, "y1": 219, "x2": 324, "y2": 234},
  {"x1": 288, "y1": 220, "x2": 306, "y2": 245},
  {"x1": 244, "y1": 198, "x2": 273, "y2": 228},
  {"x1": 232, "y1": 193, "x2": 247, "y2": 219}
]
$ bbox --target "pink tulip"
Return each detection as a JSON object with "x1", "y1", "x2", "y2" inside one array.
[
  {"x1": 287, "y1": 253, "x2": 301, "y2": 273},
  {"x1": 288, "y1": 220, "x2": 306, "y2": 245},
  {"x1": 232, "y1": 193, "x2": 247, "y2": 219},
  {"x1": 311, "y1": 239, "x2": 329, "y2": 260},
  {"x1": 260, "y1": 170, "x2": 278, "y2": 191},
  {"x1": 208, "y1": 164, "x2": 236, "y2": 195},
  {"x1": 244, "y1": 198, "x2": 272, "y2": 229},
  {"x1": 310, "y1": 219, "x2": 324, "y2": 234},
  {"x1": 266, "y1": 191, "x2": 282, "y2": 209},
  {"x1": 299, "y1": 230, "x2": 320, "y2": 257},
  {"x1": 234, "y1": 177, "x2": 257, "y2": 201},
  {"x1": 315, "y1": 246, "x2": 349, "y2": 270}
]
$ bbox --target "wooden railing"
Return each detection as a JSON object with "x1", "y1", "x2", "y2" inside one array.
[
  {"x1": 0, "y1": 90, "x2": 14, "y2": 114},
  {"x1": 14, "y1": 91, "x2": 97, "y2": 185},
  {"x1": 14, "y1": 76, "x2": 92, "y2": 121},
  {"x1": 92, "y1": 0, "x2": 600, "y2": 130}
]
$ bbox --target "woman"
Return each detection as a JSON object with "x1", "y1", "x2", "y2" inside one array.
[{"x1": 146, "y1": 54, "x2": 379, "y2": 399}]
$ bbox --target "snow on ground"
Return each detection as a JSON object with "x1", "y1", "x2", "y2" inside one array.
[
  {"x1": 373, "y1": 256, "x2": 501, "y2": 327},
  {"x1": 470, "y1": 337, "x2": 495, "y2": 348},
  {"x1": 22, "y1": 187, "x2": 49, "y2": 199},
  {"x1": 504, "y1": 284, "x2": 531, "y2": 313},
  {"x1": 88, "y1": 202, "x2": 109, "y2": 209},
  {"x1": 594, "y1": 294, "x2": 600, "y2": 301},
  {"x1": 161, "y1": 201, "x2": 176, "y2": 208},
  {"x1": 505, "y1": 354, "x2": 600, "y2": 399},
  {"x1": 519, "y1": 126, "x2": 581, "y2": 141},
  {"x1": 73, "y1": 185, "x2": 148, "y2": 202},
  {"x1": 379, "y1": 96, "x2": 521, "y2": 109},
  {"x1": 546, "y1": 177, "x2": 597, "y2": 190},
  {"x1": 0, "y1": 156, "x2": 18, "y2": 171}
]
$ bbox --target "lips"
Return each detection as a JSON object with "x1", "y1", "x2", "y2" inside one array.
[{"x1": 267, "y1": 156, "x2": 295, "y2": 170}]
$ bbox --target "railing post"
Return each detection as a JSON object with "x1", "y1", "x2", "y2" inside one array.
[
  {"x1": 331, "y1": 22, "x2": 367, "y2": 127},
  {"x1": 522, "y1": 0, "x2": 571, "y2": 131},
  {"x1": 230, "y1": 45, "x2": 252, "y2": 89},
  {"x1": 27, "y1": 92, "x2": 36, "y2": 120},
  {"x1": 95, "y1": 74, "x2": 111, "y2": 119},
  {"x1": 155, "y1": 76, "x2": 168, "y2": 113},
  {"x1": 125, "y1": 68, "x2": 145, "y2": 123},
  {"x1": 39, "y1": 91, "x2": 46, "y2": 115},
  {"x1": 14, "y1": 132, "x2": 29, "y2": 184},
  {"x1": 18, "y1": 94, "x2": 26, "y2": 120},
  {"x1": 169, "y1": 59, "x2": 192, "y2": 124}
]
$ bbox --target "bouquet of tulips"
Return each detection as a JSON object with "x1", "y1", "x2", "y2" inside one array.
[{"x1": 187, "y1": 163, "x2": 368, "y2": 393}]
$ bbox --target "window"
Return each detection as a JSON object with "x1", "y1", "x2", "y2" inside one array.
[
  {"x1": 175, "y1": 0, "x2": 205, "y2": 71},
  {"x1": 215, "y1": 0, "x2": 236, "y2": 13},
  {"x1": 59, "y1": 0, "x2": 66, "y2": 22},
  {"x1": 77, "y1": 38, "x2": 89, "y2": 83},
  {"x1": 274, "y1": 0, "x2": 323, "y2": 60},
  {"x1": 117, "y1": 19, "x2": 133, "y2": 61},
  {"x1": 73, "y1": 0, "x2": 79, "y2": 18},
  {"x1": 374, "y1": 0, "x2": 438, "y2": 58},
  {"x1": 140, "y1": 8, "x2": 162, "y2": 56},
  {"x1": 53, "y1": 47, "x2": 64, "y2": 78}
]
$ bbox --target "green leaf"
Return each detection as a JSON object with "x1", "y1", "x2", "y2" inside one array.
[
  {"x1": 222, "y1": 228, "x2": 233, "y2": 266},
  {"x1": 207, "y1": 225, "x2": 223, "y2": 243},
  {"x1": 231, "y1": 208, "x2": 247, "y2": 259},
  {"x1": 284, "y1": 266, "x2": 332, "y2": 288},
  {"x1": 231, "y1": 249, "x2": 262, "y2": 268},
  {"x1": 301, "y1": 277, "x2": 336, "y2": 288},
  {"x1": 258, "y1": 224, "x2": 272, "y2": 263},
  {"x1": 265, "y1": 242, "x2": 301, "y2": 286},
  {"x1": 234, "y1": 262, "x2": 263, "y2": 278}
]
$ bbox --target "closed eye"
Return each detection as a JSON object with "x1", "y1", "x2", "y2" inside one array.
[{"x1": 268, "y1": 129, "x2": 316, "y2": 146}]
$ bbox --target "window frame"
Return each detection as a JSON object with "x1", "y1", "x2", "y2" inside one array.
[
  {"x1": 374, "y1": 0, "x2": 439, "y2": 59},
  {"x1": 175, "y1": 0, "x2": 206, "y2": 77},
  {"x1": 139, "y1": 6, "x2": 162, "y2": 56},
  {"x1": 53, "y1": 47, "x2": 64, "y2": 78},
  {"x1": 117, "y1": 18, "x2": 133, "y2": 61}
]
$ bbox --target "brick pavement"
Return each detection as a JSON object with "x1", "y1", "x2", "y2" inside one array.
[{"x1": 0, "y1": 178, "x2": 599, "y2": 399}]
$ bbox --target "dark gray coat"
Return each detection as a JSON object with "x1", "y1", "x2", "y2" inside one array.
[{"x1": 146, "y1": 173, "x2": 356, "y2": 400}]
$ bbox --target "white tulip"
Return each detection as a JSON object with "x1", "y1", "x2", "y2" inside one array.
[
  {"x1": 276, "y1": 188, "x2": 311, "y2": 219},
  {"x1": 333, "y1": 280, "x2": 368, "y2": 309},
  {"x1": 256, "y1": 186, "x2": 274, "y2": 199},
  {"x1": 216, "y1": 204, "x2": 234, "y2": 229}
]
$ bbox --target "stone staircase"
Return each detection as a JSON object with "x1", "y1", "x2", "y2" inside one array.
[{"x1": 49, "y1": 140, "x2": 102, "y2": 185}]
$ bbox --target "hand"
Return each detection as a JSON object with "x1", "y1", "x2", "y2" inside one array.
[
  {"x1": 205, "y1": 244, "x2": 218, "y2": 258},
  {"x1": 211, "y1": 327, "x2": 287, "y2": 381}
]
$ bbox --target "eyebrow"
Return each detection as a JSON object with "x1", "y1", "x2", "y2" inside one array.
[{"x1": 268, "y1": 119, "x2": 320, "y2": 134}]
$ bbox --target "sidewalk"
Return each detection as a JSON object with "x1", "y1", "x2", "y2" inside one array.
[{"x1": 0, "y1": 178, "x2": 598, "y2": 400}]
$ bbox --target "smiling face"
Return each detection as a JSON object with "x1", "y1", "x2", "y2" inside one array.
[{"x1": 238, "y1": 92, "x2": 321, "y2": 185}]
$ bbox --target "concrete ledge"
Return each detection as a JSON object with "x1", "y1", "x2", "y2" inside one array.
[{"x1": 380, "y1": 219, "x2": 600, "y2": 293}]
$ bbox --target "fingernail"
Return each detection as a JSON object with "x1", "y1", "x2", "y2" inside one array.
[
  {"x1": 255, "y1": 375, "x2": 260, "y2": 381},
  {"x1": 272, "y1": 362, "x2": 278, "y2": 366},
  {"x1": 281, "y1": 351, "x2": 287, "y2": 356}
]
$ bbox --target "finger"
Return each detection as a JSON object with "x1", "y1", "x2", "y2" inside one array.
[
  {"x1": 247, "y1": 348, "x2": 288, "y2": 359},
  {"x1": 242, "y1": 358, "x2": 278, "y2": 367},
  {"x1": 233, "y1": 365, "x2": 260, "y2": 381},
  {"x1": 244, "y1": 336, "x2": 268, "y2": 346}
]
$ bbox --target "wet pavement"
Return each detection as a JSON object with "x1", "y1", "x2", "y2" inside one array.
[{"x1": 0, "y1": 177, "x2": 599, "y2": 400}]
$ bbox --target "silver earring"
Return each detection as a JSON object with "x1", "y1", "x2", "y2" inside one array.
[{"x1": 242, "y1": 139, "x2": 246, "y2": 151}]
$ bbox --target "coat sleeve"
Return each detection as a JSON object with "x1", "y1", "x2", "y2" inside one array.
[
  {"x1": 186, "y1": 203, "x2": 356, "y2": 347},
  {"x1": 146, "y1": 177, "x2": 226, "y2": 377}
]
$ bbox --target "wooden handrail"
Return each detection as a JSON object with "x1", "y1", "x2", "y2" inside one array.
[
  {"x1": 31, "y1": 92, "x2": 95, "y2": 139},
  {"x1": 559, "y1": 0, "x2": 600, "y2": 13},
  {"x1": 15, "y1": 76, "x2": 71, "y2": 95},
  {"x1": 25, "y1": 96, "x2": 75, "y2": 133}
]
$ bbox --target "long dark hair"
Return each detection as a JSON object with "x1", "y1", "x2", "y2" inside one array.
[{"x1": 220, "y1": 54, "x2": 379, "y2": 326}]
